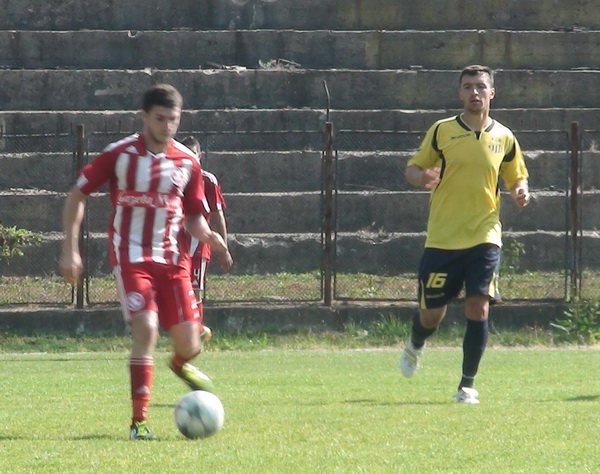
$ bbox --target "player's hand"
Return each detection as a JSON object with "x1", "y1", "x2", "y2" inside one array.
[
  {"x1": 59, "y1": 252, "x2": 83, "y2": 284},
  {"x1": 421, "y1": 167, "x2": 441, "y2": 190},
  {"x1": 512, "y1": 187, "x2": 530, "y2": 207},
  {"x1": 217, "y1": 250, "x2": 233, "y2": 272}
]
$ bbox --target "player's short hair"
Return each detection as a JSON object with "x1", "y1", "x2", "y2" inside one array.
[
  {"x1": 459, "y1": 65, "x2": 494, "y2": 87},
  {"x1": 142, "y1": 84, "x2": 183, "y2": 112},
  {"x1": 181, "y1": 135, "x2": 201, "y2": 156}
]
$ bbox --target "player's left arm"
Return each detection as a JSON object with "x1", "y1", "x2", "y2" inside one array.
[
  {"x1": 185, "y1": 213, "x2": 228, "y2": 255},
  {"x1": 211, "y1": 210, "x2": 233, "y2": 271},
  {"x1": 510, "y1": 180, "x2": 530, "y2": 207},
  {"x1": 501, "y1": 135, "x2": 530, "y2": 208}
]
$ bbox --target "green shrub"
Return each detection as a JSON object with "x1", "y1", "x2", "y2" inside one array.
[
  {"x1": 0, "y1": 223, "x2": 43, "y2": 260},
  {"x1": 551, "y1": 299, "x2": 600, "y2": 343}
]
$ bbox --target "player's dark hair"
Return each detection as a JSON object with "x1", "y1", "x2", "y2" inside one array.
[
  {"x1": 180, "y1": 135, "x2": 201, "y2": 155},
  {"x1": 459, "y1": 65, "x2": 494, "y2": 86},
  {"x1": 142, "y1": 84, "x2": 183, "y2": 112}
]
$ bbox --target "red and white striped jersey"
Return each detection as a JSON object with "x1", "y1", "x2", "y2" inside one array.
[
  {"x1": 76, "y1": 133, "x2": 209, "y2": 268},
  {"x1": 190, "y1": 170, "x2": 227, "y2": 262}
]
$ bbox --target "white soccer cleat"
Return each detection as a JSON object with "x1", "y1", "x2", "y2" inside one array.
[
  {"x1": 400, "y1": 339, "x2": 424, "y2": 378},
  {"x1": 454, "y1": 387, "x2": 480, "y2": 404}
]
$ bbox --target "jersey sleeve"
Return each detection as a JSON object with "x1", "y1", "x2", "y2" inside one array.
[
  {"x1": 500, "y1": 135, "x2": 529, "y2": 190},
  {"x1": 76, "y1": 149, "x2": 117, "y2": 195},
  {"x1": 183, "y1": 159, "x2": 210, "y2": 217},
  {"x1": 407, "y1": 122, "x2": 442, "y2": 170},
  {"x1": 204, "y1": 179, "x2": 226, "y2": 212}
]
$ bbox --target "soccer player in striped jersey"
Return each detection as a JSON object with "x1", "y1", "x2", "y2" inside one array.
[
  {"x1": 180, "y1": 135, "x2": 233, "y2": 339},
  {"x1": 60, "y1": 84, "x2": 230, "y2": 439},
  {"x1": 401, "y1": 65, "x2": 530, "y2": 404}
]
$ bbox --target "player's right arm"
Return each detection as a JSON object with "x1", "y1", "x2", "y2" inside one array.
[
  {"x1": 60, "y1": 187, "x2": 88, "y2": 284},
  {"x1": 405, "y1": 165, "x2": 441, "y2": 190},
  {"x1": 405, "y1": 121, "x2": 442, "y2": 190}
]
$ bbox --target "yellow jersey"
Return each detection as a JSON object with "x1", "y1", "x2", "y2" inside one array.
[{"x1": 408, "y1": 115, "x2": 528, "y2": 250}]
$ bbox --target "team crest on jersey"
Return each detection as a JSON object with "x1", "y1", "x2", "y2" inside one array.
[
  {"x1": 170, "y1": 167, "x2": 189, "y2": 187},
  {"x1": 126, "y1": 292, "x2": 145, "y2": 312},
  {"x1": 488, "y1": 144, "x2": 503, "y2": 153}
]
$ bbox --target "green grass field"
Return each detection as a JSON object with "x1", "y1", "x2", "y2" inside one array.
[{"x1": 0, "y1": 347, "x2": 598, "y2": 472}]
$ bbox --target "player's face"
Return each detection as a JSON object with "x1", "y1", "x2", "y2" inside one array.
[
  {"x1": 141, "y1": 105, "x2": 181, "y2": 148},
  {"x1": 459, "y1": 73, "x2": 495, "y2": 114}
]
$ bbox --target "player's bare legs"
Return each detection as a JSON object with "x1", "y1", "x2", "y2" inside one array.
[
  {"x1": 455, "y1": 294, "x2": 490, "y2": 404},
  {"x1": 129, "y1": 311, "x2": 159, "y2": 440},
  {"x1": 168, "y1": 321, "x2": 215, "y2": 393}
]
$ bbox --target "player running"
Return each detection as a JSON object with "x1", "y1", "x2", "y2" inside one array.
[
  {"x1": 401, "y1": 65, "x2": 530, "y2": 404},
  {"x1": 180, "y1": 135, "x2": 233, "y2": 341},
  {"x1": 60, "y1": 84, "x2": 230, "y2": 440}
]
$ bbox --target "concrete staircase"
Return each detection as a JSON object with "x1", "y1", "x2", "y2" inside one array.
[{"x1": 1, "y1": 0, "x2": 600, "y2": 308}]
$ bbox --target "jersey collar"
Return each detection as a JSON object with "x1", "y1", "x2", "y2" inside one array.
[{"x1": 456, "y1": 114, "x2": 495, "y2": 133}]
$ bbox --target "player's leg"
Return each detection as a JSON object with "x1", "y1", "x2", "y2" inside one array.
[
  {"x1": 401, "y1": 306, "x2": 446, "y2": 378},
  {"x1": 158, "y1": 266, "x2": 215, "y2": 393},
  {"x1": 455, "y1": 244, "x2": 499, "y2": 404},
  {"x1": 192, "y1": 256, "x2": 212, "y2": 344},
  {"x1": 114, "y1": 264, "x2": 158, "y2": 440},
  {"x1": 128, "y1": 310, "x2": 159, "y2": 439},
  {"x1": 168, "y1": 321, "x2": 215, "y2": 392},
  {"x1": 401, "y1": 248, "x2": 464, "y2": 377}
]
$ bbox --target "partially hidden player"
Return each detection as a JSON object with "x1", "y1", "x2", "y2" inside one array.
[
  {"x1": 180, "y1": 135, "x2": 233, "y2": 342},
  {"x1": 60, "y1": 84, "x2": 230, "y2": 439},
  {"x1": 401, "y1": 65, "x2": 530, "y2": 404}
]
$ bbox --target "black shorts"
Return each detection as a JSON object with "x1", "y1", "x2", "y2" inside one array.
[{"x1": 417, "y1": 244, "x2": 501, "y2": 309}]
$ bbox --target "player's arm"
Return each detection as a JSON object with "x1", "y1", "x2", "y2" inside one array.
[
  {"x1": 185, "y1": 213, "x2": 228, "y2": 255},
  {"x1": 60, "y1": 187, "x2": 87, "y2": 284},
  {"x1": 211, "y1": 210, "x2": 233, "y2": 271},
  {"x1": 510, "y1": 180, "x2": 530, "y2": 207},
  {"x1": 405, "y1": 164, "x2": 441, "y2": 190}
]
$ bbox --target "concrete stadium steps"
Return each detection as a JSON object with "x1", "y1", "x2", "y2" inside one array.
[
  {"x1": 3, "y1": 69, "x2": 600, "y2": 111},
  {"x1": 1, "y1": 108, "x2": 598, "y2": 136},
  {"x1": 0, "y1": 230, "x2": 590, "y2": 277},
  {"x1": 0, "y1": 189, "x2": 586, "y2": 234},
  {"x1": 4, "y1": 29, "x2": 600, "y2": 70},
  {"x1": 0, "y1": 150, "x2": 594, "y2": 193},
  {"x1": 3, "y1": 0, "x2": 598, "y2": 30}
]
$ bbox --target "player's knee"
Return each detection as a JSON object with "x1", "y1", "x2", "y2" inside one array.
[{"x1": 465, "y1": 295, "x2": 489, "y2": 320}]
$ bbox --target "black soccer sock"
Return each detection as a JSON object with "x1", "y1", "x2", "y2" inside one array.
[
  {"x1": 410, "y1": 312, "x2": 437, "y2": 349},
  {"x1": 460, "y1": 318, "x2": 489, "y2": 389}
]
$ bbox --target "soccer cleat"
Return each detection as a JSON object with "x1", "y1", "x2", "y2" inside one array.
[
  {"x1": 400, "y1": 339, "x2": 424, "y2": 378},
  {"x1": 171, "y1": 362, "x2": 215, "y2": 393},
  {"x1": 454, "y1": 387, "x2": 480, "y2": 404},
  {"x1": 129, "y1": 421, "x2": 156, "y2": 440},
  {"x1": 200, "y1": 325, "x2": 212, "y2": 344}
]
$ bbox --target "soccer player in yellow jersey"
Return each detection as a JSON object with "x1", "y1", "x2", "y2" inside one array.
[{"x1": 401, "y1": 65, "x2": 530, "y2": 404}]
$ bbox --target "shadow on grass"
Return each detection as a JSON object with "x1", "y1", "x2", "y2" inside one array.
[
  {"x1": 565, "y1": 394, "x2": 600, "y2": 402},
  {"x1": 0, "y1": 434, "x2": 115, "y2": 441},
  {"x1": 344, "y1": 398, "x2": 447, "y2": 406}
]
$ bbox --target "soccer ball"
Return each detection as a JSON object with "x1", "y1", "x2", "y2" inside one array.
[{"x1": 174, "y1": 390, "x2": 225, "y2": 439}]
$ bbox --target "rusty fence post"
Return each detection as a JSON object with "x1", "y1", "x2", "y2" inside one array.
[
  {"x1": 321, "y1": 81, "x2": 336, "y2": 306},
  {"x1": 568, "y1": 121, "x2": 582, "y2": 301}
]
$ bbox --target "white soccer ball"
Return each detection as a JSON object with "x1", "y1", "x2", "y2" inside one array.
[{"x1": 174, "y1": 390, "x2": 225, "y2": 439}]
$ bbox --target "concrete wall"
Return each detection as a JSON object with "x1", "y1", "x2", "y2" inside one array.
[
  {"x1": 0, "y1": 300, "x2": 567, "y2": 335},
  {"x1": 2, "y1": 69, "x2": 600, "y2": 111},
  {"x1": 2, "y1": 0, "x2": 599, "y2": 30},
  {"x1": 3, "y1": 30, "x2": 600, "y2": 70},
  {"x1": 0, "y1": 229, "x2": 589, "y2": 276},
  {"x1": 1, "y1": 108, "x2": 598, "y2": 137}
]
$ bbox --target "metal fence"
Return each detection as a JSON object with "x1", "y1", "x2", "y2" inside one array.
[{"x1": 0, "y1": 118, "x2": 590, "y2": 307}]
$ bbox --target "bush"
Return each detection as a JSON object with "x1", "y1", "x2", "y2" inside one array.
[
  {"x1": 551, "y1": 299, "x2": 600, "y2": 344},
  {"x1": 0, "y1": 223, "x2": 43, "y2": 261}
]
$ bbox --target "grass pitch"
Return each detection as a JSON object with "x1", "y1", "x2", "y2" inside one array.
[{"x1": 0, "y1": 347, "x2": 598, "y2": 473}]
